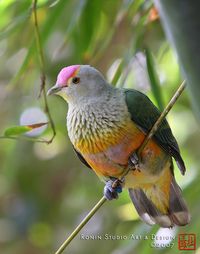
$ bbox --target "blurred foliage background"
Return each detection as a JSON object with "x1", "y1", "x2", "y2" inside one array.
[{"x1": 0, "y1": 0, "x2": 200, "y2": 253}]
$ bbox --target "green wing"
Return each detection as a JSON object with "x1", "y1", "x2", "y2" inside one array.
[{"x1": 125, "y1": 89, "x2": 186, "y2": 175}]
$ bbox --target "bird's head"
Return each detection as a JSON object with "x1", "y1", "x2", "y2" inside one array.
[{"x1": 47, "y1": 65, "x2": 110, "y2": 104}]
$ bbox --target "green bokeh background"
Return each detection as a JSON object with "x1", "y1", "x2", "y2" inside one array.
[{"x1": 0, "y1": 1, "x2": 199, "y2": 253}]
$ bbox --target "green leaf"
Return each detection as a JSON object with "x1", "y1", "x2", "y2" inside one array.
[
  {"x1": 4, "y1": 122, "x2": 48, "y2": 137},
  {"x1": 4, "y1": 126, "x2": 32, "y2": 136},
  {"x1": 146, "y1": 48, "x2": 164, "y2": 111}
]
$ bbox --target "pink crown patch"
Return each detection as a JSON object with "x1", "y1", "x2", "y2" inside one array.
[{"x1": 57, "y1": 65, "x2": 80, "y2": 86}]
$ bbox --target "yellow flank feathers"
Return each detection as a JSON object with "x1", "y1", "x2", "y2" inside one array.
[
  {"x1": 144, "y1": 165, "x2": 172, "y2": 213},
  {"x1": 125, "y1": 160, "x2": 172, "y2": 214}
]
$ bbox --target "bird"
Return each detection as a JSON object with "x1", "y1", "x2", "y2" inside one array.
[{"x1": 47, "y1": 64, "x2": 190, "y2": 228}]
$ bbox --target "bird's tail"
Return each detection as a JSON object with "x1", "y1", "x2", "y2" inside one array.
[{"x1": 128, "y1": 168, "x2": 190, "y2": 227}]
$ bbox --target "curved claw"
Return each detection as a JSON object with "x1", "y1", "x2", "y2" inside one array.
[
  {"x1": 128, "y1": 152, "x2": 140, "y2": 171},
  {"x1": 104, "y1": 179, "x2": 122, "y2": 200}
]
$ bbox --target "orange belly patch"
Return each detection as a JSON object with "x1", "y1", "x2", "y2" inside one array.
[{"x1": 74, "y1": 119, "x2": 168, "y2": 179}]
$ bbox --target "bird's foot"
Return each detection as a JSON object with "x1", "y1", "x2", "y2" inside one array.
[
  {"x1": 128, "y1": 152, "x2": 141, "y2": 172},
  {"x1": 104, "y1": 178, "x2": 123, "y2": 200}
]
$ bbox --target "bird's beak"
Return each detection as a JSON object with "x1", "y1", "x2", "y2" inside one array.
[{"x1": 47, "y1": 84, "x2": 62, "y2": 96}]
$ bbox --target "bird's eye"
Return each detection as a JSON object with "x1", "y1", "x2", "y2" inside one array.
[{"x1": 72, "y1": 77, "x2": 80, "y2": 84}]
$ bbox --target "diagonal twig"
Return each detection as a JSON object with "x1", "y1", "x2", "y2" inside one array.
[
  {"x1": 138, "y1": 80, "x2": 186, "y2": 154},
  {"x1": 0, "y1": 135, "x2": 52, "y2": 143},
  {"x1": 55, "y1": 197, "x2": 106, "y2": 254},
  {"x1": 54, "y1": 80, "x2": 186, "y2": 254},
  {"x1": 32, "y1": 0, "x2": 56, "y2": 144}
]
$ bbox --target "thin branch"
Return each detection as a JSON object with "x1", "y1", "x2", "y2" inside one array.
[
  {"x1": 138, "y1": 80, "x2": 186, "y2": 154},
  {"x1": 0, "y1": 135, "x2": 51, "y2": 143},
  {"x1": 32, "y1": 0, "x2": 45, "y2": 91},
  {"x1": 55, "y1": 197, "x2": 106, "y2": 254},
  {"x1": 54, "y1": 80, "x2": 186, "y2": 254},
  {"x1": 32, "y1": 0, "x2": 56, "y2": 144}
]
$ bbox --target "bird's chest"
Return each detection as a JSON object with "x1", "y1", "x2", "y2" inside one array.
[{"x1": 67, "y1": 105, "x2": 145, "y2": 166}]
